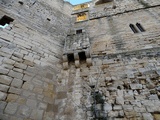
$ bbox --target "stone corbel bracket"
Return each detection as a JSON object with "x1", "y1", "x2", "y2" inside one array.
[{"x1": 63, "y1": 50, "x2": 92, "y2": 70}]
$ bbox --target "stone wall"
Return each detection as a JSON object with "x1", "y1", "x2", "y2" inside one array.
[
  {"x1": 0, "y1": 0, "x2": 160, "y2": 119},
  {"x1": 0, "y1": 0, "x2": 72, "y2": 120},
  {"x1": 62, "y1": 0, "x2": 160, "y2": 119},
  {"x1": 0, "y1": 0, "x2": 72, "y2": 39}
]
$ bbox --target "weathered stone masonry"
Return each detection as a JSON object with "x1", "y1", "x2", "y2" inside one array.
[{"x1": 0, "y1": 0, "x2": 160, "y2": 120}]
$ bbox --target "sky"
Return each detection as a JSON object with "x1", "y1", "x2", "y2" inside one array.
[{"x1": 65, "y1": 0, "x2": 91, "y2": 5}]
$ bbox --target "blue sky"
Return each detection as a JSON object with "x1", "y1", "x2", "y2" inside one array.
[{"x1": 65, "y1": 0, "x2": 91, "y2": 5}]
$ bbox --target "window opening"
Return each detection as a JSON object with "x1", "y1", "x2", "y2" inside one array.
[
  {"x1": 95, "y1": 0, "x2": 113, "y2": 5},
  {"x1": 18, "y1": 1, "x2": 24, "y2": 5},
  {"x1": 76, "y1": 13, "x2": 87, "y2": 22},
  {"x1": 67, "y1": 54, "x2": 75, "y2": 63},
  {"x1": 76, "y1": 29, "x2": 82, "y2": 34},
  {"x1": 73, "y1": 4, "x2": 89, "y2": 11},
  {"x1": 78, "y1": 52, "x2": 86, "y2": 61},
  {"x1": 47, "y1": 18, "x2": 51, "y2": 21},
  {"x1": 129, "y1": 24, "x2": 138, "y2": 33},
  {"x1": 136, "y1": 23, "x2": 145, "y2": 32},
  {"x1": 0, "y1": 15, "x2": 14, "y2": 26}
]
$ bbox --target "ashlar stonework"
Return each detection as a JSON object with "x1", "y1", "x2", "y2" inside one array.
[{"x1": 0, "y1": 0, "x2": 160, "y2": 120}]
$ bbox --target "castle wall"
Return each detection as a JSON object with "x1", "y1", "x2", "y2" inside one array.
[
  {"x1": 0, "y1": 0, "x2": 160, "y2": 119},
  {"x1": 0, "y1": 0, "x2": 72, "y2": 120},
  {"x1": 58, "y1": 0, "x2": 160, "y2": 119}
]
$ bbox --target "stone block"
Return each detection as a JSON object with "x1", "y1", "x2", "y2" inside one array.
[
  {"x1": 0, "y1": 67, "x2": 9, "y2": 75},
  {"x1": 11, "y1": 78, "x2": 23, "y2": 88},
  {"x1": 46, "y1": 73, "x2": 53, "y2": 80},
  {"x1": 103, "y1": 59, "x2": 115, "y2": 64},
  {"x1": 148, "y1": 94, "x2": 159, "y2": 100},
  {"x1": 17, "y1": 105, "x2": 31, "y2": 118},
  {"x1": 0, "y1": 84, "x2": 9, "y2": 92},
  {"x1": 30, "y1": 109, "x2": 44, "y2": 120},
  {"x1": 134, "y1": 107, "x2": 146, "y2": 112},
  {"x1": 0, "y1": 91, "x2": 7, "y2": 100},
  {"x1": 125, "y1": 111, "x2": 140, "y2": 118},
  {"x1": 108, "y1": 111, "x2": 119, "y2": 117},
  {"x1": 130, "y1": 84, "x2": 142, "y2": 90},
  {"x1": 1, "y1": 64, "x2": 14, "y2": 70},
  {"x1": 6, "y1": 94, "x2": 19, "y2": 102},
  {"x1": 33, "y1": 87, "x2": 43, "y2": 94},
  {"x1": 22, "y1": 82, "x2": 34, "y2": 90},
  {"x1": 8, "y1": 70, "x2": 23, "y2": 79},
  {"x1": 2, "y1": 58, "x2": 15, "y2": 65},
  {"x1": 113, "y1": 105, "x2": 122, "y2": 110},
  {"x1": 14, "y1": 62, "x2": 27, "y2": 70},
  {"x1": 103, "y1": 103, "x2": 112, "y2": 112},
  {"x1": 11, "y1": 56, "x2": 23, "y2": 62},
  {"x1": 13, "y1": 52, "x2": 24, "y2": 58},
  {"x1": 38, "y1": 102, "x2": 47, "y2": 110},
  {"x1": 23, "y1": 60, "x2": 35, "y2": 67},
  {"x1": 13, "y1": 68, "x2": 23, "y2": 73},
  {"x1": 123, "y1": 105, "x2": 133, "y2": 112},
  {"x1": 57, "y1": 92, "x2": 67, "y2": 99},
  {"x1": 0, "y1": 75, "x2": 13, "y2": 85},
  {"x1": 0, "y1": 101, "x2": 7, "y2": 113},
  {"x1": 153, "y1": 114, "x2": 160, "y2": 120},
  {"x1": 0, "y1": 113, "x2": 10, "y2": 120},
  {"x1": 116, "y1": 97, "x2": 124, "y2": 105},
  {"x1": 23, "y1": 75, "x2": 33, "y2": 81},
  {"x1": 9, "y1": 87, "x2": 21, "y2": 95},
  {"x1": 142, "y1": 113, "x2": 153, "y2": 120},
  {"x1": 26, "y1": 99, "x2": 37, "y2": 109},
  {"x1": 4, "y1": 103, "x2": 18, "y2": 115},
  {"x1": 24, "y1": 56, "x2": 34, "y2": 62}
]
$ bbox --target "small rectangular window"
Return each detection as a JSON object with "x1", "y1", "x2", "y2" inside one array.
[
  {"x1": 18, "y1": 1, "x2": 24, "y2": 5},
  {"x1": 76, "y1": 29, "x2": 82, "y2": 34}
]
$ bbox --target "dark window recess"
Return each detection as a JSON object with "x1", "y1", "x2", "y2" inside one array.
[
  {"x1": 0, "y1": 15, "x2": 14, "y2": 26},
  {"x1": 136, "y1": 23, "x2": 145, "y2": 32},
  {"x1": 95, "y1": 0, "x2": 113, "y2": 5},
  {"x1": 76, "y1": 29, "x2": 82, "y2": 34},
  {"x1": 67, "y1": 54, "x2": 75, "y2": 62},
  {"x1": 18, "y1": 1, "x2": 24, "y2": 5},
  {"x1": 47, "y1": 18, "x2": 51, "y2": 21},
  {"x1": 78, "y1": 52, "x2": 86, "y2": 61},
  {"x1": 129, "y1": 24, "x2": 138, "y2": 33}
]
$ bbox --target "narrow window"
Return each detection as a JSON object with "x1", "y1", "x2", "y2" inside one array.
[
  {"x1": 129, "y1": 24, "x2": 138, "y2": 33},
  {"x1": 76, "y1": 29, "x2": 82, "y2": 34},
  {"x1": 18, "y1": 1, "x2": 24, "y2": 5},
  {"x1": 0, "y1": 15, "x2": 14, "y2": 26},
  {"x1": 47, "y1": 18, "x2": 51, "y2": 21},
  {"x1": 78, "y1": 52, "x2": 86, "y2": 61},
  {"x1": 67, "y1": 54, "x2": 75, "y2": 63},
  {"x1": 136, "y1": 23, "x2": 145, "y2": 32}
]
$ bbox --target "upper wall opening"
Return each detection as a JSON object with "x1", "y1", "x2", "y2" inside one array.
[
  {"x1": 95, "y1": 0, "x2": 113, "y2": 5},
  {"x1": 0, "y1": 15, "x2": 14, "y2": 26},
  {"x1": 65, "y1": 0, "x2": 91, "y2": 5}
]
